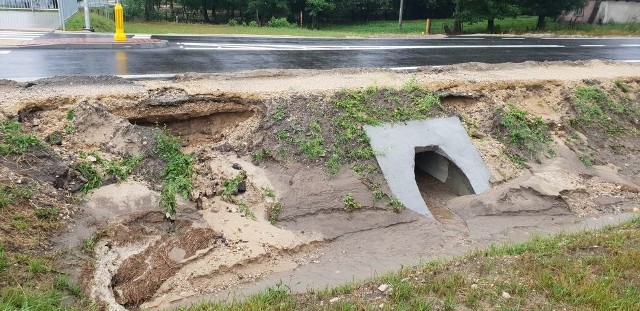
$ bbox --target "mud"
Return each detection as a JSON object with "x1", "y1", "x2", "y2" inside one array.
[{"x1": 0, "y1": 62, "x2": 639, "y2": 310}]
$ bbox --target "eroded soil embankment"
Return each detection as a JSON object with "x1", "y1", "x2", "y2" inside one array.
[{"x1": 0, "y1": 63, "x2": 639, "y2": 310}]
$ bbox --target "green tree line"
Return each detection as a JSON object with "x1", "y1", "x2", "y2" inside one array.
[{"x1": 122, "y1": 0, "x2": 586, "y2": 31}]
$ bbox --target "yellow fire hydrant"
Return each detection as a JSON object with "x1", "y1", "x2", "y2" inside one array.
[{"x1": 114, "y1": 1, "x2": 127, "y2": 41}]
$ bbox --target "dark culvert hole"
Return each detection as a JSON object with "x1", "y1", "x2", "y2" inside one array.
[{"x1": 414, "y1": 147, "x2": 474, "y2": 220}]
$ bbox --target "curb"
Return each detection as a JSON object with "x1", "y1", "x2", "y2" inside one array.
[{"x1": 19, "y1": 40, "x2": 168, "y2": 49}]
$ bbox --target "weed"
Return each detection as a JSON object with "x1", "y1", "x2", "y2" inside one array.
[
  {"x1": 81, "y1": 230, "x2": 107, "y2": 253},
  {"x1": 266, "y1": 203, "x2": 285, "y2": 225},
  {"x1": 262, "y1": 187, "x2": 276, "y2": 199},
  {"x1": 35, "y1": 207, "x2": 58, "y2": 220},
  {"x1": 497, "y1": 105, "x2": 551, "y2": 163},
  {"x1": 325, "y1": 152, "x2": 341, "y2": 175},
  {"x1": 104, "y1": 155, "x2": 142, "y2": 181},
  {"x1": 28, "y1": 258, "x2": 48, "y2": 274},
  {"x1": 222, "y1": 173, "x2": 246, "y2": 201},
  {"x1": 273, "y1": 102, "x2": 288, "y2": 121},
  {"x1": 298, "y1": 135, "x2": 326, "y2": 160},
  {"x1": 64, "y1": 123, "x2": 76, "y2": 134},
  {"x1": 155, "y1": 129, "x2": 194, "y2": 218},
  {"x1": 0, "y1": 120, "x2": 42, "y2": 155},
  {"x1": 275, "y1": 129, "x2": 289, "y2": 140},
  {"x1": 389, "y1": 198, "x2": 405, "y2": 213},
  {"x1": 45, "y1": 132, "x2": 62, "y2": 145},
  {"x1": 0, "y1": 243, "x2": 10, "y2": 272},
  {"x1": 75, "y1": 161, "x2": 102, "y2": 194},
  {"x1": 579, "y1": 155, "x2": 595, "y2": 167},
  {"x1": 66, "y1": 108, "x2": 76, "y2": 120},
  {"x1": 373, "y1": 190, "x2": 386, "y2": 201},
  {"x1": 237, "y1": 202, "x2": 256, "y2": 220},
  {"x1": 54, "y1": 275, "x2": 82, "y2": 297},
  {"x1": 252, "y1": 148, "x2": 272, "y2": 164},
  {"x1": 343, "y1": 193, "x2": 361, "y2": 212},
  {"x1": 0, "y1": 185, "x2": 13, "y2": 208},
  {"x1": 614, "y1": 80, "x2": 631, "y2": 93}
]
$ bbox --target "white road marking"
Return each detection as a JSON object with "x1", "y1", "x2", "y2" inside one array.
[
  {"x1": 621, "y1": 44, "x2": 640, "y2": 47},
  {"x1": 0, "y1": 31, "x2": 47, "y2": 41},
  {"x1": 580, "y1": 44, "x2": 606, "y2": 47},
  {"x1": 0, "y1": 50, "x2": 11, "y2": 55},
  {"x1": 624, "y1": 60, "x2": 640, "y2": 63},
  {"x1": 133, "y1": 34, "x2": 152, "y2": 39},
  {"x1": 179, "y1": 42, "x2": 564, "y2": 51},
  {"x1": 502, "y1": 37, "x2": 525, "y2": 40},
  {"x1": 389, "y1": 66, "x2": 419, "y2": 71}
]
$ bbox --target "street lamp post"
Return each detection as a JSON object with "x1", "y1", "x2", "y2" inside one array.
[{"x1": 83, "y1": 0, "x2": 93, "y2": 31}]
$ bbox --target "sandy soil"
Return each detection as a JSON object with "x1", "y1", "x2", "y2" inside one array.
[{"x1": 1, "y1": 60, "x2": 639, "y2": 310}]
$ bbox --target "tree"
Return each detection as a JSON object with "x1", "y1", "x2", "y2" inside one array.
[
  {"x1": 517, "y1": 0, "x2": 586, "y2": 29},
  {"x1": 248, "y1": 0, "x2": 290, "y2": 23},
  {"x1": 306, "y1": 0, "x2": 335, "y2": 28},
  {"x1": 454, "y1": 0, "x2": 519, "y2": 33}
]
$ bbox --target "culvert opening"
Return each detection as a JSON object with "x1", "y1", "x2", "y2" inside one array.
[{"x1": 414, "y1": 147, "x2": 474, "y2": 218}]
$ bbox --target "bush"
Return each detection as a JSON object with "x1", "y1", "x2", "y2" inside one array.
[
  {"x1": 267, "y1": 17, "x2": 292, "y2": 28},
  {"x1": 248, "y1": 20, "x2": 259, "y2": 27},
  {"x1": 64, "y1": 12, "x2": 115, "y2": 32},
  {"x1": 228, "y1": 18, "x2": 238, "y2": 27}
]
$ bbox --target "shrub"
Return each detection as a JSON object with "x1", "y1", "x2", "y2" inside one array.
[
  {"x1": 228, "y1": 18, "x2": 238, "y2": 26},
  {"x1": 267, "y1": 17, "x2": 292, "y2": 28},
  {"x1": 64, "y1": 12, "x2": 115, "y2": 32},
  {"x1": 248, "y1": 20, "x2": 259, "y2": 27}
]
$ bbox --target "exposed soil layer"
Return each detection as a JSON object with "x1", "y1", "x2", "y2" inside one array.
[{"x1": 0, "y1": 61, "x2": 639, "y2": 310}]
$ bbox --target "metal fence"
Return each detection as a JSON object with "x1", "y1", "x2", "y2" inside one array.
[
  {"x1": 0, "y1": 0, "x2": 58, "y2": 10},
  {"x1": 57, "y1": 0, "x2": 78, "y2": 29}
]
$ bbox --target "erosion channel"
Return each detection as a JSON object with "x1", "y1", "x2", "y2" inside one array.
[{"x1": 0, "y1": 61, "x2": 639, "y2": 310}]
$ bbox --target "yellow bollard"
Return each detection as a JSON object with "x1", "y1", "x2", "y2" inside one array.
[
  {"x1": 114, "y1": 2, "x2": 127, "y2": 41},
  {"x1": 426, "y1": 18, "x2": 432, "y2": 35}
]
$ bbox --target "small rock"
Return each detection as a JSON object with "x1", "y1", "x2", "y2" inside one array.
[
  {"x1": 633, "y1": 208, "x2": 639, "y2": 213},
  {"x1": 377, "y1": 284, "x2": 389, "y2": 292},
  {"x1": 32, "y1": 118, "x2": 40, "y2": 126},
  {"x1": 379, "y1": 303, "x2": 384, "y2": 309},
  {"x1": 232, "y1": 163, "x2": 242, "y2": 170},
  {"x1": 471, "y1": 284, "x2": 478, "y2": 290},
  {"x1": 501, "y1": 291, "x2": 511, "y2": 299},
  {"x1": 329, "y1": 297, "x2": 340, "y2": 303},
  {"x1": 237, "y1": 181, "x2": 247, "y2": 193},
  {"x1": 86, "y1": 155, "x2": 97, "y2": 162}
]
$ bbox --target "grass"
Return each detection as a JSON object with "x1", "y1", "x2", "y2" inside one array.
[
  {"x1": 155, "y1": 129, "x2": 194, "y2": 218},
  {"x1": 0, "y1": 120, "x2": 42, "y2": 155},
  {"x1": 175, "y1": 217, "x2": 640, "y2": 310},
  {"x1": 570, "y1": 85, "x2": 639, "y2": 135},
  {"x1": 0, "y1": 184, "x2": 34, "y2": 209},
  {"x1": 496, "y1": 105, "x2": 552, "y2": 164},
  {"x1": 94, "y1": 16, "x2": 640, "y2": 37}
]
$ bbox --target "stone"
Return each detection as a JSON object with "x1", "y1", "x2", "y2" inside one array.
[
  {"x1": 501, "y1": 291, "x2": 511, "y2": 299},
  {"x1": 232, "y1": 163, "x2": 242, "y2": 170},
  {"x1": 377, "y1": 284, "x2": 389, "y2": 292},
  {"x1": 329, "y1": 297, "x2": 340, "y2": 303},
  {"x1": 237, "y1": 181, "x2": 247, "y2": 193},
  {"x1": 86, "y1": 155, "x2": 97, "y2": 162},
  {"x1": 471, "y1": 284, "x2": 478, "y2": 290}
]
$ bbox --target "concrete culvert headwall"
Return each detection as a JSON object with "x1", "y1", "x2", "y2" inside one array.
[{"x1": 364, "y1": 117, "x2": 492, "y2": 218}]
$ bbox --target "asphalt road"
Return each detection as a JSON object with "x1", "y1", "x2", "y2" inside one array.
[{"x1": 1, "y1": 34, "x2": 639, "y2": 80}]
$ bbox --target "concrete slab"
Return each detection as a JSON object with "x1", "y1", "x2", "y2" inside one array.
[
  {"x1": 364, "y1": 117, "x2": 492, "y2": 217},
  {"x1": 0, "y1": 11, "x2": 59, "y2": 30}
]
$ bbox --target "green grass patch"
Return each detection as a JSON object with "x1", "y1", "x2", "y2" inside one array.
[
  {"x1": 0, "y1": 184, "x2": 34, "y2": 209},
  {"x1": 155, "y1": 129, "x2": 194, "y2": 218},
  {"x1": 74, "y1": 152, "x2": 142, "y2": 194},
  {"x1": 0, "y1": 120, "x2": 42, "y2": 155},
  {"x1": 496, "y1": 105, "x2": 552, "y2": 164},
  {"x1": 221, "y1": 173, "x2": 246, "y2": 202},
  {"x1": 175, "y1": 217, "x2": 640, "y2": 310},
  {"x1": 570, "y1": 85, "x2": 639, "y2": 135},
  {"x1": 115, "y1": 17, "x2": 640, "y2": 37},
  {"x1": 343, "y1": 193, "x2": 361, "y2": 212}
]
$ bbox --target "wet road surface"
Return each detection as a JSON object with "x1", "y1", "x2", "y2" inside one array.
[{"x1": 1, "y1": 35, "x2": 639, "y2": 79}]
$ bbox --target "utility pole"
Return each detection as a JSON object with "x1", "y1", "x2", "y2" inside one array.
[{"x1": 398, "y1": 0, "x2": 404, "y2": 29}]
